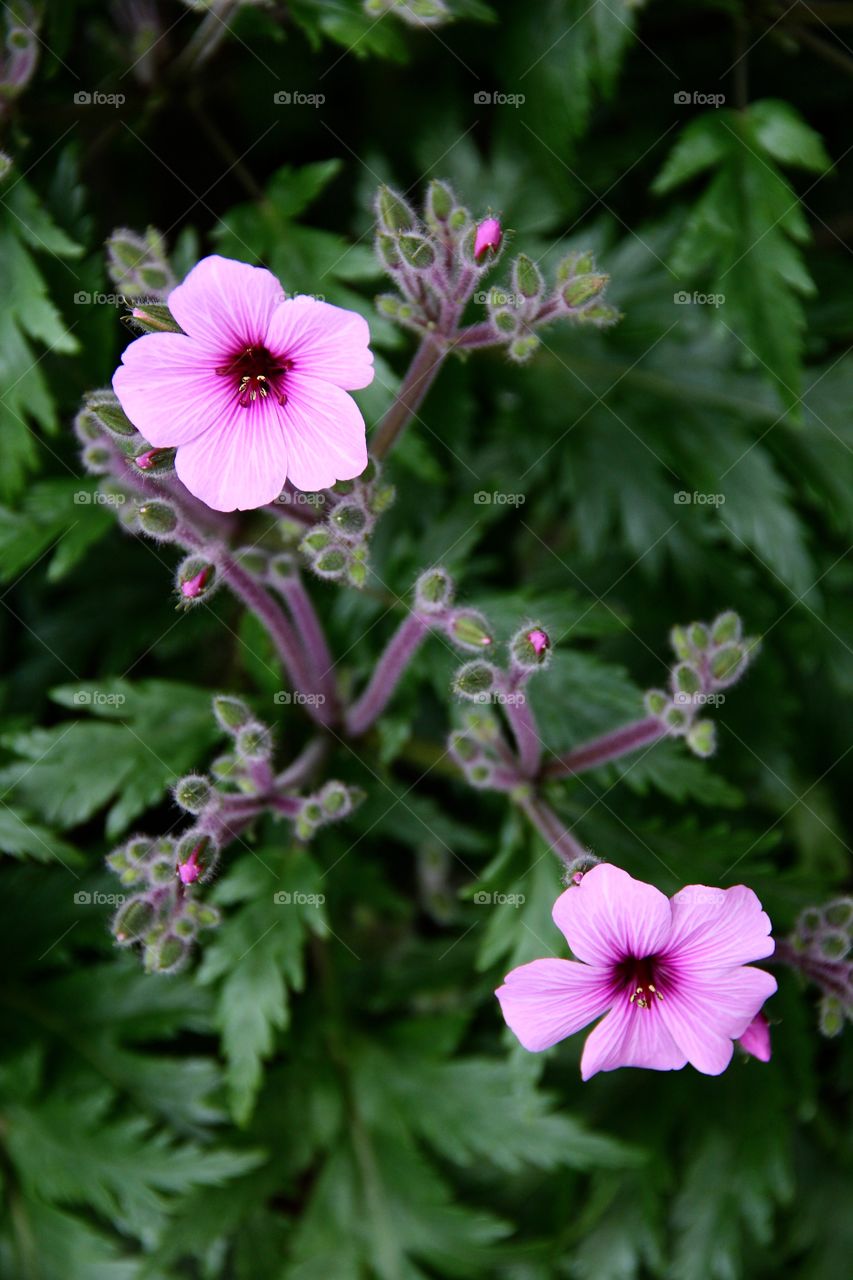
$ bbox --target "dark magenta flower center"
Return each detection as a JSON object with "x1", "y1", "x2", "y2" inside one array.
[
  {"x1": 216, "y1": 346, "x2": 292, "y2": 408},
  {"x1": 616, "y1": 955, "x2": 666, "y2": 1010}
]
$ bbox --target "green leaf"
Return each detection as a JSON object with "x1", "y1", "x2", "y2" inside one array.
[
  {"x1": 0, "y1": 681, "x2": 220, "y2": 836},
  {"x1": 654, "y1": 102, "x2": 831, "y2": 410}
]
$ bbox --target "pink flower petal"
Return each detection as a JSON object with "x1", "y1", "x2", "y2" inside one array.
[
  {"x1": 168, "y1": 255, "x2": 285, "y2": 354},
  {"x1": 657, "y1": 965, "x2": 778, "y2": 1075},
  {"x1": 265, "y1": 296, "x2": 375, "y2": 390},
  {"x1": 113, "y1": 332, "x2": 225, "y2": 447},
  {"x1": 552, "y1": 863, "x2": 672, "y2": 969},
  {"x1": 738, "y1": 1012, "x2": 772, "y2": 1062},
  {"x1": 280, "y1": 373, "x2": 368, "y2": 491},
  {"x1": 665, "y1": 884, "x2": 775, "y2": 972},
  {"x1": 496, "y1": 958, "x2": 614, "y2": 1052},
  {"x1": 174, "y1": 402, "x2": 287, "y2": 512},
  {"x1": 580, "y1": 993, "x2": 687, "y2": 1079}
]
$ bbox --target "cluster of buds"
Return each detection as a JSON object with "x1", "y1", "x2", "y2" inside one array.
[
  {"x1": 643, "y1": 612, "x2": 759, "y2": 758},
  {"x1": 294, "y1": 780, "x2": 365, "y2": 841},
  {"x1": 449, "y1": 622, "x2": 551, "y2": 788},
  {"x1": 374, "y1": 179, "x2": 619, "y2": 363},
  {"x1": 297, "y1": 461, "x2": 395, "y2": 588},
  {"x1": 107, "y1": 833, "x2": 221, "y2": 973},
  {"x1": 107, "y1": 226, "x2": 176, "y2": 314},
  {"x1": 788, "y1": 899, "x2": 853, "y2": 1036}
]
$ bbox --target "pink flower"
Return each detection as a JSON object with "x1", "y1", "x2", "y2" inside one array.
[
  {"x1": 113, "y1": 255, "x2": 374, "y2": 512},
  {"x1": 474, "y1": 216, "x2": 502, "y2": 260},
  {"x1": 496, "y1": 863, "x2": 776, "y2": 1079},
  {"x1": 738, "y1": 1012, "x2": 772, "y2": 1062}
]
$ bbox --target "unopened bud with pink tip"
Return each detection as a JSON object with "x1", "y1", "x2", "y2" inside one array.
[
  {"x1": 134, "y1": 446, "x2": 176, "y2": 474},
  {"x1": 177, "y1": 844, "x2": 203, "y2": 886},
  {"x1": 510, "y1": 623, "x2": 552, "y2": 672},
  {"x1": 176, "y1": 557, "x2": 216, "y2": 605},
  {"x1": 737, "y1": 1012, "x2": 771, "y2": 1062},
  {"x1": 474, "y1": 216, "x2": 502, "y2": 261}
]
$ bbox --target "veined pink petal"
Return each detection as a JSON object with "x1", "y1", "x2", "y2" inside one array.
[
  {"x1": 496, "y1": 958, "x2": 614, "y2": 1052},
  {"x1": 665, "y1": 884, "x2": 775, "y2": 972},
  {"x1": 168, "y1": 255, "x2": 285, "y2": 354},
  {"x1": 738, "y1": 1012, "x2": 772, "y2": 1062},
  {"x1": 265, "y1": 296, "x2": 374, "y2": 390},
  {"x1": 280, "y1": 373, "x2": 368, "y2": 491},
  {"x1": 657, "y1": 965, "x2": 778, "y2": 1075},
  {"x1": 174, "y1": 400, "x2": 287, "y2": 512},
  {"x1": 580, "y1": 993, "x2": 687, "y2": 1079},
  {"x1": 113, "y1": 332, "x2": 226, "y2": 447},
  {"x1": 553, "y1": 863, "x2": 672, "y2": 969}
]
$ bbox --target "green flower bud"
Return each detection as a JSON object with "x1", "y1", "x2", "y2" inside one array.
[
  {"x1": 426, "y1": 179, "x2": 454, "y2": 225},
  {"x1": 818, "y1": 994, "x2": 845, "y2": 1037},
  {"x1": 448, "y1": 731, "x2": 479, "y2": 763},
  {"x1": 236, "y1": 721, "x2": 273, "y2": 761},
  {"x1": 665, "y1": 706, "x2": 689, "y2": 734},
  {"x1": 710, "y1": 644, "x2": 746, "y2": 685},
  {"x1": 579, "y1": 303, "x2": 622, "y2": 326},
  {"x1": 370, "y1": 483, "x2": 396, "y2": 515},
  {"x1": 686, "y1": 719, "x2": 716, "y2": 758},
  {"x1": 507, "y1": 334, "x2": 540, "y2": 363},
  {"x1": 513, "y1": 253, "x2": 544, "y2": 300},
  {"x1": 453, "y1": 661, "x2": 497, "y2": 701},
  {"x1": 492, "y1": 309, "x2": 519, "y2": 335},
  {"x1": 347, "y1": 558, "x2": 368, "y2": 589},
  {"x1": 82, "y1": 443, "x2": 113, "y2": 474},
  {"x1": 710, "y1": 610, "x2": 742, "y2": 645},
  {"x1": 301, "y1": 529, "x2": 332, "y2": 555},
  {"x1": 562, "y1": 273, "x2": 607, "y2": 307},
  {"x1": 233, "y1": 546, "x2": 269, "y2": 576},
  {"x1": 314, "y1": 548, "x2": 347, "y2": 578},
  {"x1": 824, "y1": 899, "x2": 853, "y2": 929},
  {"x1": 173, "y1": 774, "x2": 212, "y2": 814},
  {"x1": 83, "y1": 391, "x2": 136, "y2": 437},
  {"x1": 376, "y1": 185, "x2": 417, "y2": 233},
  {"x1": 448, "y1": 206, "x2": 469, "y2": 232},
  {"x1": 399, "y1": 234, "x2": 436, "y2": 270},
  {"x1": 176, "y1": 558, "x2": 216, "y2": 604},
  {"x1": 415, "y1": 567, "x2": 454, "y2": 613},
  {"x1": 376, "y1": 293, "x2": 406, "y2": 317},
  {"x1": 673, "y1": 662, "x2": 702, "y2": 695},
  {"x1": 644, "y1": 689, "x2": 669, "y2": 719},
  {"x1": 819, "y1": 931, "x2": 849, "y2": 961},
  {"x1": 185, "y1": 901, "x2": 222, "y2": 931},
  {"x1": 213, "y1": 695, "x2": 252, "y2": 732},
  {"x1": 211, "y1": 752, "x2": 238, "y2": 781},
  {"x1": 377, "y1": 234, "x2": 402, "y2": 270},
  {"x1": 145, "y1": 932, "x2": 188, "y2": 974},
  {"x1": 137, "y1": 500, "x2": 178, "y2": 537},
  {"x1": 670, "y1": 625, "x2": 692, "y2": 662},
  {"x1": 688, "y1": 622, "x2": 709, "y2": 650},
  {"x1": 113, "y1": 896, "x2": 156, "y2": 945},
  {"x1": 331, "y1": 501, "x2": 368, "y2": 539},
  {"x1": 557, "y1": 250, "x2": 595, "y2": 282},
  {"x1": 448, "y1": 610, "x2": 493, "y2": 652}
]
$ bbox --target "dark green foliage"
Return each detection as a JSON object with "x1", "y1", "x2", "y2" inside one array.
[{"x1": 1, "y1": 2, "x2": 851, "y2": 1277}]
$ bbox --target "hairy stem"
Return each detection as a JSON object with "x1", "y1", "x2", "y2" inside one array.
[
  {"x1": 516, "y1": 793, "x2": 587, "y2": 868},
  {"x1": 501, "y1": 682, "x2": 542, "y2": 777},
  {"x1": 345, "y1": 613, "x2": 431, "y2": 736},
  {"x1": 371, "y1": 336, "x2": 447, "y2": 459},
  {"x1": 542, "y1": 716, "x2": 665, "y2": 780},
  {"x1": 276, "y1": 575, "x2": 340, "y2": 719}
]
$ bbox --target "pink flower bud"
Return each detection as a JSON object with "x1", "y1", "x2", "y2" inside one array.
[
  {"x1": 177, "y1": 843, "x2": 203, "y2": 885},
  {"x1": 474, "y1": 216, "x2": 502, "y2": 261},
  {"x1": 737, "y1": 1012, "x2": 771, "y2": 1062},
  {"x1": 181, "y1": 566, "x2": 212, "y2": 599},
  {"x1": 527, "y1": 628, "x2": 549, "y2": 657}
]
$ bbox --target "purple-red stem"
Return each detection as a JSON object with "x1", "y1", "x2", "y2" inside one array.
[
  {"x1": 277, "y1": 575, "x2": 340, "y2": 720},
  {"x1": 371, "y1": 337, "x2": 447, "y2": 460},
  {"x1": 542, "y1": 716, "x2": 665, "y2": 780},
  {"x1": 500, "y1": 677, "x2": 542, "y2": 777},
  {"x1": 346, "y1": 612, "x2": 432, "y2": 737},
  {"x1": 517, "y1": 793, "x2": 586, "y2": 868}
]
